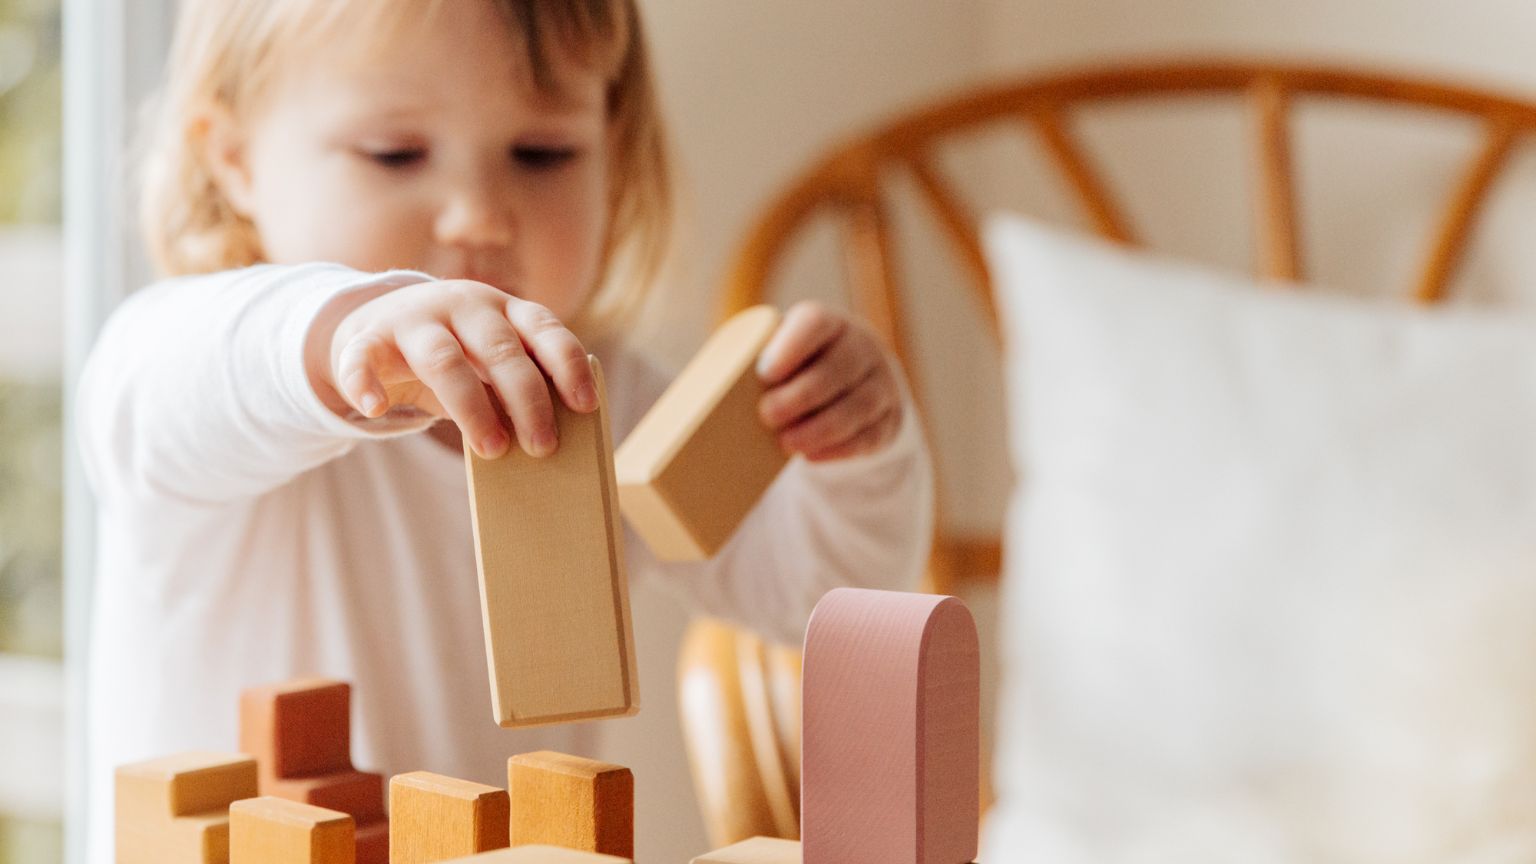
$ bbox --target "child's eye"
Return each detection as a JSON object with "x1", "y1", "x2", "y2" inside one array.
[
  {"x1": 358, "y1": 148, "x2": 426, "y2": 169},
  {"x1": 513, "y1": 146, "x2": 578, "y2": 170}
]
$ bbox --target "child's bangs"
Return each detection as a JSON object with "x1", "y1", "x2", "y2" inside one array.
[
  {"x1": 270, "y1": 0, "x2": 633, "y2": 97},
  {"x1": 494, "y1": 0, "x2": 634, "y2": 94}
]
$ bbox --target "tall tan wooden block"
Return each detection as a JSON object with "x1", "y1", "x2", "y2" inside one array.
[
  {"x1": 506, "y1": 751, "x2": 633, "y2": 859},
  {"x1": 230, "y1": 796, "x2": 354, "y2": 864},
  {"x1": 615, "y1": 305, "x2": 785, "y2": 560},
  {"x1": 389, "y1": 772, "x2": 510, "y2": 863},
  {"x1": 465, "y1": 356, "x2": 638, "y2": 728},
  {"x1": 115, "y1": 751, "x2": 258, "y2": 864},
  {"x1": 438, "y1": 847, "x2": 629, "y2": 863},
  {"x1": 801, "y1": 588, "x2": 980, "y2": 864},
  {"x1": 692, "y1": 837, "x2": 803, "y2": 864},
  {"x1": 239, "y1": 679, "x2": 389, "y2": 863}
]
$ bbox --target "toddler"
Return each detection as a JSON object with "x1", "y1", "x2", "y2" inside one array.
[{"x1": 79, "y1": 1, "x2": 932, "y2": 860}]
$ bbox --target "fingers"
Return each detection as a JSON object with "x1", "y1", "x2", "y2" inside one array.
[
  {"x1": 777, "y1": 366, "x2": 901, "y2": 459},
  {"x1": 758, "y1": 326, "x2": 880, "y2": 430},
  {"x1": 397, "y1": 323, "x2": 513, "y2": 459},
  {"x1": 756, "y1": 301, "x2": 846, "y2": 385},
  {"x1": 803, "y1": 405, "x2": 903, "y2": 462},
  {"x1": 448, "y1": 306, "x2": 556, "y2": 459},
  {"x1": 504, "y1": 299, "x2": 597, "y2": 414},
  {"x1": 327, "y1": 280, "x2": 592, "y2": 460}
]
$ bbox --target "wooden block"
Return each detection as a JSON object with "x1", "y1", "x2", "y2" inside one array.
[
  {"x1": 801, "y1": 588, "x2": 980, "y2": 864},
  {"x1": 465, "y1": 356, "x2": 638, "y2": 728},
  {"x1": 692, "y1": 837, "x2": 803, "y2": 864},
  {"x1": 239, "y1": 679, "x2": 353, "y2": 783},
  {"x1": 615, "y1": 305, "x2": 785, "y2": 560},
  {"x1": 356, "y1": 819, "x2": 391, "y2": 864},
  {"x1": 116, "y1": 751, "x2": 259, "y2": 864},
  {"x1": 239, "y1": 678, "x2": 389, "y2": 862},
  {"x1": 230, "y1": 796, "x2": 354, "y2": 864},
  {"x1": 389, "y1": 772, "x2": 510, "y2": 863},
  {"x1": 439, "y1": 847, "x2": 629, "y2": 863},
  {"x1": 272, "y1": 770, "x2": 386, "y2": 822},
  {"x1": 506, "y1": 751, "x2": 633, "y2": 859}
]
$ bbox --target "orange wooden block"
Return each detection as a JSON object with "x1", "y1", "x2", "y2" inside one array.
[
  {"x1": 465, "y1": 356, "x2": 638, "y2": 728},
  {"x1": 389, "y1": 772, "x2": 510, "y2": 863},
  {"x1": 615, "y1": 305, "x2": 785, "y2": 560},
  {"x1": 239, "y1": 679, "x2": 389, "y2": 864},
  {"x1": 230, "y1": 796, "x2": 354, "y2": 864},
  {"x1": 801, "y1": 588, "x2": 980, "y2": 864},
  {"x1": 240, "y1": 679, "x2": 352, "y2": 783},
  {"x1": 506, "y1": 751, "x2": 633, "y2": 859},
  {"x1": 115, "y1": 751, "x2": 259, "y2": 864},
  {"x1": 439, "y1": 847, "x2": 629, "y2": 863},
  {"x1": 692, "y1": 837, "x2": 803, "y2": 864}
]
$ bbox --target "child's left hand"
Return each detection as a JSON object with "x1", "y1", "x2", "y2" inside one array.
[{"x1": 756, "y1": 301, "x2": 907, "y2": 462}]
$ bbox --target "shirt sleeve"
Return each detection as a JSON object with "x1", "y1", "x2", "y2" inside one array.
[
  {"x1": 77, "y1": 263, "x2": 436, "y2": 509},
  {"x1": 609, "y1": 346, "x2": 936, "y2": 647}
]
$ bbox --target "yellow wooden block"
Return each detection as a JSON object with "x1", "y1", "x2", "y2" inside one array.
[
  {"x1": 389, "y1": 772, "x2": 509, "y2": 863},
  {"x1": 506, "y1": 752, "x2": 633, "y2": 859},
  {"x1": 230, "y1": 796, "x2": 354, "y2": 864},
  {"x1": 691, "y1": 837, "x2": 802, "y2": 864},
  {"x1": 465, "y1": 356, "x2": 639, "y2": 728},
  {"x1": 438, "y1": 847, "x2": 629, "y2": 863},
  {"x1": 116, "y1": 751, "x2": 258, "y2": 864},
  {"x1": 615, "y1": 305, "x2": 786, "y2": 560}
]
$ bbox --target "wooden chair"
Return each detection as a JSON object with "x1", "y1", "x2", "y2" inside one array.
[{"x1": 678, "y1": 58, "x2": 1536, "y2": 848}]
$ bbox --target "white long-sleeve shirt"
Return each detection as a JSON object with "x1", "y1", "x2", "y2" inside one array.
[{"x1": 78, "y1": 263, "x2": 932, "y2": 863}]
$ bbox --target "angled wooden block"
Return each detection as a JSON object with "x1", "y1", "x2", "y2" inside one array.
[
  {"x1": 506, "y1": 751, "x2": 633, "y2": 859},
  {"x1": 615, "y1": 305, "x2": 786, "y2": 560},
  {"x1": 239, "y1": 679, "x2": 388, "y2": 863},
  {"x1": 692, "y1": 837, "x2": 803, "y2": 864},
  {"x1": 116, "y1": 751, "x2": 258, "y2": 864},
  {"x1": 802, "y1": 588, "x2": 980, "y2": 864},
  {"x1": 389, "y1": 772, "x2": 510, "y2": 863},
  {"x1": 230, "y1": 796, "x2": 354, "y2": 864},
  {"x1": 465, "y1": 356, "x2": 638, "y2": 728},
  {"x1": 239, "y1": 679, "x2": 353, "y2": 783},
  {"x1": 438, "y1": 847, "x2": 629, "y2": 863}
]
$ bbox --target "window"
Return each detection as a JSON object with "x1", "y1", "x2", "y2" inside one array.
[{"x1": 0, "y1": 0, "x2": 64, "y2": 861}]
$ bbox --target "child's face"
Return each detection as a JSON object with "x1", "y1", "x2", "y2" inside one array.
[{"x1": 214, "y1": 2, "x2": 610, "y2": 320}]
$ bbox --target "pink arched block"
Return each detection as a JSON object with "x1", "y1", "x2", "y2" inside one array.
[{"x1": 802, "y1": 588, "x2": 980, "y2": 864}]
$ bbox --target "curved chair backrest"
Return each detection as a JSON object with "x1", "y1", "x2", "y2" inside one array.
[{"x1": 681, "y1": 59, "x2": 1536, "y2": 850}]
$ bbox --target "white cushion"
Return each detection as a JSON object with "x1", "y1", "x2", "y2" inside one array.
[{"x1": 983, "y1": 215, "x2": 1536, "y2": 864}]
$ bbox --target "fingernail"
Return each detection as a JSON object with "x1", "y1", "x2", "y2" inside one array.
[
  {"x1": 575, "y1": 382, "x2": 597, "y2": 412},
  {"x1": 480, "y1": 430, "x2": 509, "y2": 458},
  {"x1": 360, "y1": 393, "x2": 383, "y2": 417},
  {"x1": 533, "y1": 429, "x2": 557, "y2": 457}
]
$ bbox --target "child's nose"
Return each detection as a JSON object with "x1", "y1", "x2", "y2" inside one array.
[{"x1": 434, "y1": 191, "x2": 515, "y2": 250}]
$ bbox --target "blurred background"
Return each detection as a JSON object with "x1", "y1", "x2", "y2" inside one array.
[
  {"x1": 8, "y1": 0, "x2": 1536, "y2": 862},
  {"x1": 0, "y1": 0, "x2": 62, "y2": 861}
]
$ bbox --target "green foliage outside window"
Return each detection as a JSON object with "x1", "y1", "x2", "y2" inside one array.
[{"x1": 0, "y1": 0, "x2": 61, "y2": 222}]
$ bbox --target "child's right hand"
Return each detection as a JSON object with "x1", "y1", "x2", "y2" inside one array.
[{"x1": 314, "y1": 280, "x2": 597, "y2": 460}]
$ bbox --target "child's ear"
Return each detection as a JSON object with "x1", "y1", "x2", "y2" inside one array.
[{"x1": 196, "y1": 104, "x2": 256, "y2": 218}]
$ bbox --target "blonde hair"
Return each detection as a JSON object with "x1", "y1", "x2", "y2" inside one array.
[{"x1": 138, "y1": 0, "x2": 672, "y2": 335}]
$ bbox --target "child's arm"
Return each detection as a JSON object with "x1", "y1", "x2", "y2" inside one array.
[
  {"x1": 77, "y1": 263, "x2": 591, "y2": 509},
  {"x1": 620, "y1": 303, "x2": 935, "y2": 645}
]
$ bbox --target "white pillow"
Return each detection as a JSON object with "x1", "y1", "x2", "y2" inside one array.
[{"x1": 982, "y1": 215, "x2": 1536, "y2": 864}]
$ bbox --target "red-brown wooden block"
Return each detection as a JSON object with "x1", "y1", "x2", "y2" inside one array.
[
  {"x1": 240, "y1": 679, "x2": 389, "y2": 864},
  {"x1": 801, "y1": 588, "x2": 980, "y2": 864}
]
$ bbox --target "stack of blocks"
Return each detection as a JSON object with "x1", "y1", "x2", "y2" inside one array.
[
  {"x1": 116, "y1": 306, "x2": 982, "y2": 862},
  {"x1": 239, "y1": 679, "x2": 390, "y2": 862}
]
